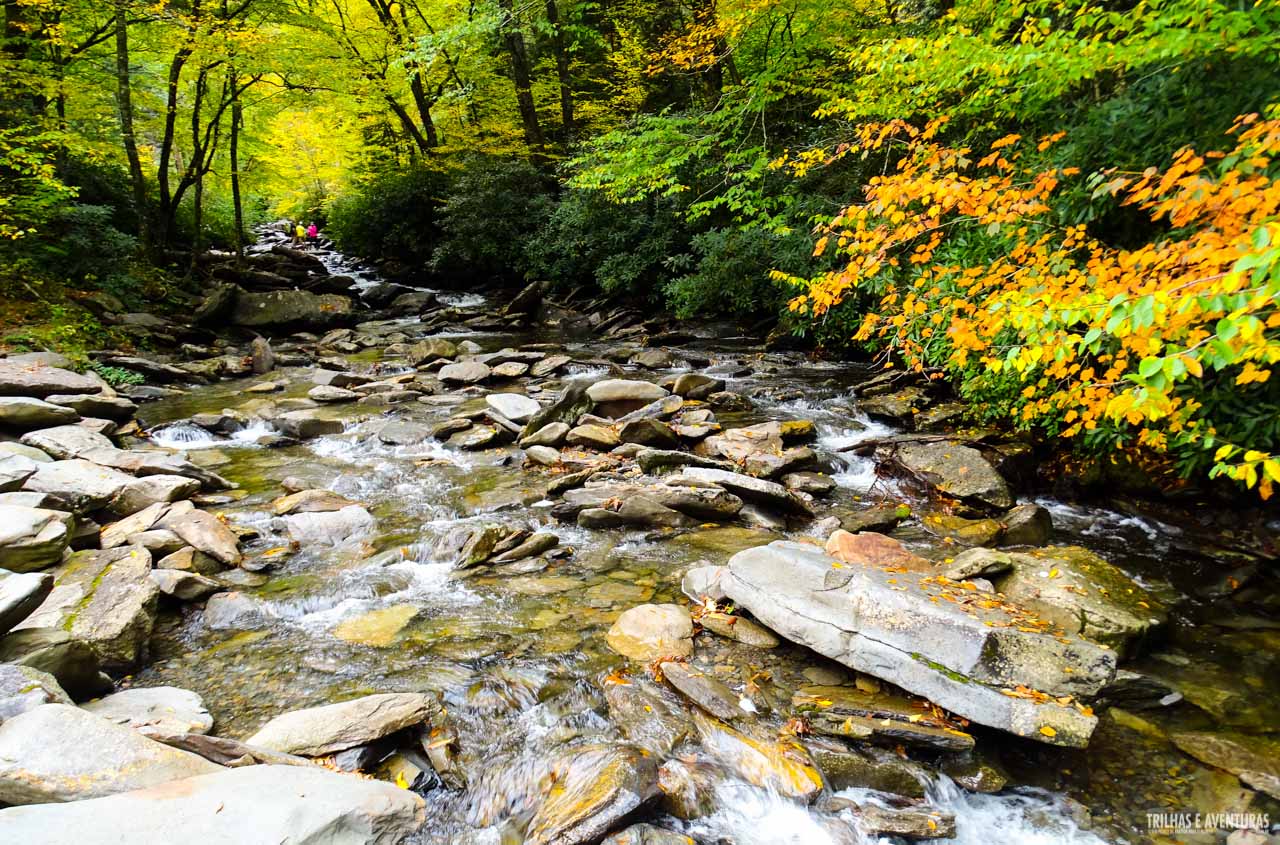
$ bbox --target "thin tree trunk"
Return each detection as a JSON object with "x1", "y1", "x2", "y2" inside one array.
[
  {"x1": 229, "y1": 69, "x2": 244, "y2": 258},
  {"x1": 113, "y1": 0, "x2": 150, "y2": 254},
  {"x1": 545, "y1": 0, "x2": 573, "y2": 136},
  {"x1": 497, "y1": 0, "x2": 544, "y2": 153}
]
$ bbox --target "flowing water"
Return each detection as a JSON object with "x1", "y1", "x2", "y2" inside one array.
[{"x1": 125, "y1": 245, "x2": 1280, "y2": 845}]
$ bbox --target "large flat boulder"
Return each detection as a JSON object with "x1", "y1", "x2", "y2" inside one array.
[
  {"x1": 17, "y1": 546, "x2": 159, "y2": 671},
  {"x1": 246, "y1": 693, "x2": 439, "y2": 757},
  {"x1": 82, "y1": 686, "x2": 213, "y2": 738},
  {"x1": 724, "y1": 541, "x2": 1113, "y2": 746},
  {"x1": 20, "y1": 425, "x2": 113, "y2": 460},
  {"x1": 0, "y1": 397, "x2": 79, "y2": 430},
  {"x1": 0, "y1": 505, "x2": 71, "y2": 572},
  {"x1": 977, "y1": 546, "x2": 1167, "y2": 655},
  {"x1": 230, "y1": 289, "x2": 353, "y2": 330},
  {"x1": 0, "y1": 763, "x2": 426, "y2": 843},
  {"x1": 0, "y1": 704, "x2": 220, "y2": 804},
  {"x1": 0, "y1": 361, "x2": 102, "y2": 398},
  {"x1": 21, "y1": 459, "x2": 136, "y2": 512}
]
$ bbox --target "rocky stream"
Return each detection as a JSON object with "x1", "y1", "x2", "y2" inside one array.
[{"x1": 0, "y1": 229, "x2": 1277, "y2": 844}]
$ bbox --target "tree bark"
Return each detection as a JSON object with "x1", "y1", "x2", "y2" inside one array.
[
  {"x1": 497, "y1": 0, "x2": 544, "y2": 153},
  {"x1": 545, "y1": 0, "x2": 573, "y2": 136},
  {"x1": 113, "y1": 0, "x2": 150, "y2": 254}
]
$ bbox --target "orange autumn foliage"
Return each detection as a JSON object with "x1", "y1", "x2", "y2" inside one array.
[{"x1": 777, "y1": 114, "x2": 1280, "y2": 497}]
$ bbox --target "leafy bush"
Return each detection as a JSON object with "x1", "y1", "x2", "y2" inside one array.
[
  {"x1": 327, "y1": 166, "x2": 453, "y2": 267},
  {"x1": 527, "y1": 188, "x2": 687, "y2": 300},
  {"x1": 429, "y1": 157, "x2": 556, "y2": 284}
]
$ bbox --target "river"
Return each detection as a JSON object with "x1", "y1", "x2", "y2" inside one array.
[{"x1": 126, "y1": 237, "x2": 1280, "y2": 845}]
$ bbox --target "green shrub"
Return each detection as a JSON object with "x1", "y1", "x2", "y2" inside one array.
[
  {"x1": 327, "y1": 165, "x2": 453, "y2": 267},
  {"x1": 429, "y1": 157, "x2": 556, "y2": 284}
]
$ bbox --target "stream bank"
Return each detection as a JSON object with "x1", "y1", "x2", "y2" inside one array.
[{"x1": 0, "y1": 229, "x2": 1277, "y2": 844}]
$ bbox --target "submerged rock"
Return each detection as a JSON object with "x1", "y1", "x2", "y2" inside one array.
[
  {"x1": 603, "y1": 675, "x2": 693, "y2": 756},
  {"x1": 524, "y1": 744, "x2": 658, "y2": 845},
  {"x1": 606, "y1": 604, "x2": 694, "y2": 661},
  {"x1": 82, "y1": 686, "x2": 214, "y2": 738},
  {"x1": 725, "y1": 541, "x2": 1111, "y2": 746},
  {"x1": 0, "y1": 764, "x2": 426, "y2": 844}
]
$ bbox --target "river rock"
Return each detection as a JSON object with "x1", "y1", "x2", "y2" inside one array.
[
  {"x1": 159, "y1": 508, "x2": 242, "y2": 566},
  {"x1": 82, "y1": 686, "x2": 214, "y2": 737},
  {"x1": 273, "y1": 489, "x2": 356, "y2": 515},
  {"x1": 602, "y1": 824, "x2": 692, "y2": 845},
  {"x1": 524, "y1": 445, "x2": 561, "y2": 466},
  {"x1": 0, "y1": 361, "x2": 102, "y2": 398},
  {"x1": 109, "y1": 474, "x2": 200, "y2": 516},
  {"x1": 439, "y1": 361, "x2": 491, "y2": 384},
  {"x1": 0, "y1": 628, "x2": 113, "y2": 700},
  {"x1": 659, "y1": 662, "x2": 744, "y2": 721},
  {"x1": 0, "y1": 453, "x2": 40, "y2": 492},
  {"x1": 587, "y1": 379, "x2": 668, "y2": 404},
  {"x1": 1000, "y1": 502, "x2": 1054, "y2": 546},
  {"x1": 0, "y1": 397, "x2": 79, "y2": 430},
  {"x1": 20, "y1": 546, "x2": 158, "y2": 672},
  {"x1": 793, "y1": 685, "x2": 975, "y2": 751},
  {"x1": 45, "y1": 393, "x2": 137, "y2": 421},
  {"x1": 230, "y1": 289, "x2": 353, "y2": 330},
  {"x1": 521, "y1": 383, "x2": 593, "y2": 438},
  {"x1": 20, "y1": 425, "x2": 113, "y2": 460},
  {"x1": 150, "y1": 568, "x2": 221, "y2": 601},
  {"x1": 567, "y1": 423, "x2": 620, "y2": 450},
  {"x1": 619, "y1": 419, "x2": 679, "y2": 449},
  {"x1": 275, "y1": 409, "x2": 345, "y2": 439},
  {"x1": 678, "y1": 467, "x2": 813, "y2": 517},
  {"x1": 530, "y1": 354, "x2": 572, "y2": 377},
  {"x1": 724, "y1": 541, "x2": 1113, "y2": 746},
  {"x1": 672, "y1": 373, "x2": 724, "y2": 399},
  {"x1": 0, "y1": 763, "x2": 426, "y2": 843},
  {"x1": 893, "y1": 441, "x2": 1012, "y2": 510},
  {"x1": 246, "y1": 692, "x2": 438, "y2": 757},
  {"x1": 407, "y1": 337, "x2": 458, "y2": 364},
  {"x1": 21, "y1": 459, "x2": 137, "y2": 512},
  {"x1": 681, "y1": 565, "x2": 729, "y2": 602},
  {"x1": 607, "y1": 604, "x2": 693, "y2": 661},
  {"x1": 525, "y1": 744, "x2": 658, "y2": 845},
  {"x1": 826, "y1": 530, "x2": 932, "y2": 572},
  {"x1": 486, "y1": 393, "x2": 541, "y2": 423},
  {"x1": 985, "y1": 546, "x2": 1167, "y2": 654},
  {"x1": 603, "y1": 676, "x2": 693, "y2": 756},
  {"x1": 0, "y1": 505, "x2": 71, "y2": 571},
  {"x1": 636, "y1": 450, "x2": 722, "y2": 476},
  {"x1": 849, "y1": 801, "x2": 957, "y2": 840},
  {"x1": 1170, "y1": 731, "x2": 1280, "y2": 799},
  {"x1": 858, "y1": 386, "x2": 928, "y2": 422},
  {"x1": 203, "y1": 591, "x2": 271, "y2": 630},
  {"x1": 697, "y1": 610, "x2": 779, "y2": 649},
  {"x1": 804, "y1": 738, "x2": 928, "y2": 796},
  {"x1": 922, "y1": 513, "x2": 1003, "y2": 546},
  {"x1": 435, "y1": 524, "x2": 506, "y2": 569},
  {"x1": 0, "y1": 664, "x2": 71, "y2": 722},
  {"x1": 0, "y1": 703, "x2": 221, "y2": 804},
  {"x1": 448, "y1": 424, "x2": 502, "y2": 450},
  {"x1": 692, "y1": 710, "x2": 823, "y2": 801},
  {"x1": 0, "y1": 570, "x2": 53, "y2": 635},
  {"x1": 308, "y1": 384, "x2": 360, "y2": 403},
  {"x1": 520, "y1": 422, "x2": 569, "y2": 448},
  {"x1": 280, "y1": 505, "x2": 374, "y2": 545},
  {"x1": 100, "y1": 501, "x2": 167, "y2": 548}
]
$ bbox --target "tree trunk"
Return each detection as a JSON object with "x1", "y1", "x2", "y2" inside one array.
[
  {"x1": 497, "y1": 0, "x2": 544, "y2": 153},
  {"x1": 545, "y1": 0, "x2": 573, "y2": 136},
  {"x1": 229, "y1": 69, "x2": 244, "y2": 258},
  {"x1": 113, "y1": 0, "x2": 150, "y2": 254}
]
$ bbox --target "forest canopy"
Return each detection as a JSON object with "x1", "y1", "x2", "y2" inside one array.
[{"x1": 1, "y1": 0, "x2": 1278, "y2": 494}]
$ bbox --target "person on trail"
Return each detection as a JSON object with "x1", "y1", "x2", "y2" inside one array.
[
  {"x1": 294, "y1": 222, "x2": 306, "y2": 245},
  {"x1": 307, "y1": 222, "x2": 318, "y2": 241}
]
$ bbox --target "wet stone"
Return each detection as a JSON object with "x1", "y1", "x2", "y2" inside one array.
[{"x1": 660, "y1": 661, "x2": 744, "y2": 721}]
